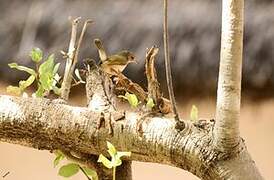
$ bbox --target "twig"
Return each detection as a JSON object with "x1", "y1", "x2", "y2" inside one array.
[
  {"x1": 163, "y1": 0, "x2": 183, "y2": 129},
  {"x1": 79, "y1": 165, "x2": 92, "y2": 180},
  {"x1": 145, "y1": 46, "x2": 171, "y2": 114},
  {"x1": 114, "y1": 72, "x2": 147, "y2": 102},
  {"x1": 145, "y1": 46, "x2": 161, "y2": 101},
  {"x1": 2, "y1": 171, "x2": 10, "y2": 178},
  {"x1": 60, "y1": 18, "x2": 92, "y2": 100},
  {"x1": 74, "y1": 20, "x2": 93, "y2": 65},
  {"x1": 60, "y1": 17, "x2": 81, "y2": 100}
]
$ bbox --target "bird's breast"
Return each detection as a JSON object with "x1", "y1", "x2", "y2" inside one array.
[{"x1": 101, "y1": 64, "x2": 127, "y2": 75}]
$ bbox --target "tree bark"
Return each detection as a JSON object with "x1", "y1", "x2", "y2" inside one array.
[
  {"x1": 0, "y1": 0, "x2": 264, "y2": 179},
  {"x1": 0, "y1": 95, "x2": 263, "y2": 179},
  {"x1": 214, "y1": 0, "x2": 243, "y2": 151},
  {"x1": 85, "y1": 65, "x2": 132, "y2": 180}
]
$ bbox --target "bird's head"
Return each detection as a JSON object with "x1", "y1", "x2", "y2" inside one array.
[{"x1": 119, "y1": 51, "x2": 137, "y2": 64}]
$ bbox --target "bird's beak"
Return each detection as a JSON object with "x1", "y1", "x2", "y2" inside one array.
[
  {"x1": 131, "y1": 56, "x2": 138, "y2": 64},
  {"x1": 132, "y1": 59, "x2": 138, "y2": 64}
]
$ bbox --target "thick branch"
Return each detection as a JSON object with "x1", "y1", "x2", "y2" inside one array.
[
  {"x1": 0, "y1": 95, "x2": 262, "y2": 179},
  {"x1": 214, "y1": 0, "x2": 244, "y2": 151}
]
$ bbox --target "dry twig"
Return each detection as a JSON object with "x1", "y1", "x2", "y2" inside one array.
[{"x1": 163, "y1": 0, "x2": 184, "y2": 129}]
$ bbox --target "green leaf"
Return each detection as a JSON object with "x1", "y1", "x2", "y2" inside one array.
[
  {"x1": 52, "y1": 74, "x2": 61, "y2": 96},
  {"x1": 29, "y1": 48, "x2": 43, "y2": 63},
  {"x1": 75, "y1": 69, "x2": 85, "y2": 83},
  {"x1": 107, "y1": 141, "x2": 117, "y2": 157},
  {"x1": 18, "y1": 75, "x2": 35, "y2": 90},
  {"x1": 190, "y1": 105, "x2": 199, "y2": 121},
  {"x1": 52, "y1": 86, "x2": 61, "y2": 96},
  {"x1": 146, "y1": 97, "x2": 155, "y2": 109},
  {"x1": 82, "y1": 167, "x2": 98, "y2": 180},
  {"x1": 35, "y1": 84, "x2": 45, "y2": 97},
  {"x1": 58, "y1": 163, "x2": 79, "y2": 177},
  {"x1": 53, "y1": 151, "x2": 65, "y2": 167},
  {"x1": 38, "y1": 54, "x2": 55, "y2": 90},
  {"x1": 110, "y1": 151, "x2": 131, "y2": 167},
  {"x1": 118, "y1": 95, "x2": 127, "y2": 100},
  {"x1": 116, "y1": 151, "x2": 131, "y2": 159},
  {"x1": 8, "y1": 63, "x2": 36, "y2": 76},
  {"x1": 126, "y1": 93, "x2": 140, "y2": 108},
  {"x1": 39, "y1": 54, "x2": 55, "y2": 75},
  {"x1": 111, "y1": 156, "x2": 122, "y2": 167},
  {"x1": 52, "y1": 73, "x2": 61, "y2": 87},
  {"x1": 53, "y1": 73, "x2": 61, "y2": 83},
  {"x1": 97, "y1": 154, "x2": 113, "y2": 169},
  {"x1": 6, "y1": 86, "x2": 22, "y2": 96},
  {"x1": 39, "y1": 73, "x2": 52, "y2": 90},
  {"x1": 119, "y1": 92, "x2": 140, "y2": 108},
  {"x1": 53, "y1": 63, "x2": 60, "y2": 75}
]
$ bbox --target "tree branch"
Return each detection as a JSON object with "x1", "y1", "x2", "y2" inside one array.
[
  {"x1": 1, "y1": 4, "x2": 263, "y2": 178},
  {"x1": 0, "y1": 95, "x2": 262, "y2": 179},
  {"x1": 214, "y1": 0, "x2": 244, "y2": 151}
]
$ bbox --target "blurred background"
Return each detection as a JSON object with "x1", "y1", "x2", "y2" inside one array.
[{"x1": 0, "y1": 0, "x2": 274, "y2": 179}]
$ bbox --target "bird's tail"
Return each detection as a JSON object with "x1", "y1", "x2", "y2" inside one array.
[{"x1": 94, "y1": 38, "x2": 107, "y2": 62}]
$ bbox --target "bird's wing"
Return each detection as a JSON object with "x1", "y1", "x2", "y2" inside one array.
[{"x1": 105, "y1": 55, "x2": 128, "y2": 65}]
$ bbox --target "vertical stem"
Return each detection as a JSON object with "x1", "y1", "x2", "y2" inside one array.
[
  {"x1": 113, "y1": 167, "x2": 116, "y2": 180},
  {"x1": 79, "y1": 165, "x2": 91, "y2": 180},
  {"x1": 214, "y1": 0, "x2": 244, "y2": 151},
  {"x1": 163, "y1": 0, "x2": 180, "y2": 122},
  {"x1": 60, "y1": 17, "x2": 80, "y2": 100},
  {"x1": 60, "y1": 18, "x2": 91, "y2": 100},
  {"x1": 74, "y1": 20, "x2": 93, "y2": 65},
  {"x1": 116, "y1": 160, "x2": 132, "y2": 180}
]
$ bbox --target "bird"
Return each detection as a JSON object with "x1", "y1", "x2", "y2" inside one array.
[{"x1": 94, "y1": 39, "x2": 136, "y2": 75}]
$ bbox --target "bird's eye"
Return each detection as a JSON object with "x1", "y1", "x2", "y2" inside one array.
[{"x1": 130, "y1": 55, "x2": 135, "y2": 60}]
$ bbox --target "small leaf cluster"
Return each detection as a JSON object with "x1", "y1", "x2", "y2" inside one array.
[
  {"x1": 54, "y1": 150, "x2": 98, "y2": 180},
  {"x1": 118, "y1": 92, "x2": 155, "y2": 109},
  {"x1": 98, "y1": 141, "x2": 131, "y2": 180},
  {"x1": 7, "y1": 48, "x2": 61, "y2": 97},
  {"x1": 146, "y1": 97, "x2": 155, "y2": 109},
  {"x1": 98, "y1": 141, "x2": 131, "y2": 169},
  {"x1": 118, "y1": 92, "x2": 140, "y2": 108}
]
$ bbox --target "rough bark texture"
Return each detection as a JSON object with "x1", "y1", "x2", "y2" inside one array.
[
  {"x1": 0, "y1": 95, "x2": 263, "y2": 179},
  {"x1": 85, "y1": 65, "x2": 132, "y2": 180}
]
